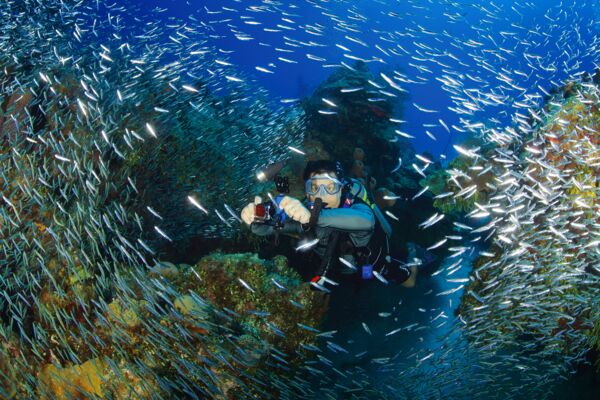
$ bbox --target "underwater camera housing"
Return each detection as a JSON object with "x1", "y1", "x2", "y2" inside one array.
[
  {"x1": 254, "y1": 202, "x2": 274, "y2": 222},
  {"x1": 253, "y1": 174, "x2": 289, "y2": 228}
]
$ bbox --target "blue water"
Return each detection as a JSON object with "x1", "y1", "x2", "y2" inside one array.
[
  {"x1": 320, "y1": 248, "x2": 477, "y2": 395},
  {"x1": 117, "y1": 0, "x2": 599, "y2": 160}
]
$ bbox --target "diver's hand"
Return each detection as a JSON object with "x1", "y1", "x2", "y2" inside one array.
[
  {"x1": 241, "y1": 196, "x2": 262, "y2": 225},
  {"x1": 279, "y1": 196, "x2": 311, "y2": 224}
]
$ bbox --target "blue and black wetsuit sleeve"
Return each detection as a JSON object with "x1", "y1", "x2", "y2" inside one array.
[
  {"x1": 316, "y1": 203, "x2": 375, "y2": 232},
  {"x1": 250, "y1": 202, "x2": 375, "y2": 236}
]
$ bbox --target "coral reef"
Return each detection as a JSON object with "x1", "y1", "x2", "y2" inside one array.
[
  {"x1": 3, "y1": 253, "x2": 326, "y2": 399},
  {"x1": 454, "y1": 77, "x2": 600, "y2": 384},
  {"x1": 418, "y1": 137, "x2": 496, "y2": 216},
  {"x1": 301, "y1": 61, "x2": 404, "y2": 179},
  {"x1": 0, "y1": 4, "x2": 324, "y2": 399}
]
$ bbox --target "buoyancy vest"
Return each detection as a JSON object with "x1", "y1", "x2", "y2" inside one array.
[
  {"x1": 340, "y1": 178, "x2": 393, "y2": 238},
  {"x1": 310, "y1": 178, "x2": 394, "y2": 286}
]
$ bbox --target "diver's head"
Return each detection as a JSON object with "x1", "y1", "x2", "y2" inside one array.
[{"x1": 303, "y1": 160, "x2": 344, "y2": 208}]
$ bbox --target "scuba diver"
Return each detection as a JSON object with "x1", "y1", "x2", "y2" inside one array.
[{"x1": 240, "y1": 160, "x2": 420, "y2": 294}]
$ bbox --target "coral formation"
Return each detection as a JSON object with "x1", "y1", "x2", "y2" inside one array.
[
  {"x1": 302, "y1": 61, "x2": 404, "y2": 179},
  {"x1": 3, "y1": 253, "x2": 326, "y2": 399},
  {"x1": 454, "y1": 78, "x2": 600, "y2": 384},
  {"x1": 0, "y1": 5, "x2": 323, "y2": 399},
  {"x1": 418, "y1": 137, "x2": 496, "y2": 216}
]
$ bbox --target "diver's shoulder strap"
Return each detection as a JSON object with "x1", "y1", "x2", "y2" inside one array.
[
  {"x1": 342, "y1": 178, "x2": 393, "y2": 238},
  {"x1": 344, "y1": 178, "x2": 372, "y2": 206}
]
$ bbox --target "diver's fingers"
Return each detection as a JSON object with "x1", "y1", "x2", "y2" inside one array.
[
  {"x1": 298, "y1": 210, "x2": 311, "y2": 224},
  {"x1": 240, "y1": 209, "x2": 251, "y2": 225},
  {"x1": 278, "y1": 195, "x2": 291, "y2": 209},
  {"x1": 280, "y1": 196, "x2": 303, "y2": 213},
  {"x1": 298, "y1": 203, "x2": 311, "y2": 223},
  {"x1": 241, "y1": 203, "x2": 255, "y2": 225},
  {"x1": 254, "y1": 196, "x2": 263, "y2": 205},
  {"x1": 282, "y1": 198, "x2": 299, "y2": 215},
  {"x1": 286, "y1": 201, "x2": 310, "y2": 223}
]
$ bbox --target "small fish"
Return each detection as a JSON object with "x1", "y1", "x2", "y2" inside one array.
[
  {"x1": 412, "y1": 186, "x2": 429, "y2": 200},
  {"x1": 265, "y1": 322, "x2": 288, "y2": 338},
  {"x1": 412, "y1": 163, "x2": 427, "y2": 178},
  {"x1": 145, "y1": 123, "x2": 157, "y2": 138},
  {"x1": 237, "y1": 278, "x2": 256, "y2": 293},
  {"x1": 413, "y1": 102, "x2": 439, "y2": 113},
  {"x1": 295, "y1": 238, "x2": 319, "y2": 251},
  {"x1": 146, "y1": 206, "x2": 163, "y2": 220},
  {"x1": 310, "y1": 281, "x2": 331, "y2": 293},
  {"x1": 340, "y1": 87, "x2": 363, "y2": 93},
  {"x1": 215, "y1": 209, "x2": 232, "y2": 227},
  {"x1": 380, "y1": 72, "x2": 407, "y2": 92},
  {"x1": 322, "y1": 98, "x2": 337, "y2": 107},
  {"x1": 255, "y1": 66, "x2": 274, "y2": 74},
  {"x1": 326, "y1": 340, "x2": 349, "y2": 353},
  {"x1": 425, "y1": 130, "x2": 437, "y2": 141},
  {"x1": 418, "y1": 352, "x2": 435, "y2": 362},
  {"x1": 373, "y1": 270, "x2": 389, "y2": 284},
  {"x1": 420, "y1": 213, "x2": 445, "y2": 229},
  {"x1": 224, "y1": 204, "x2": 242, "y2": 223},
  {"x1": 187, "y1": 196, "x2": 209, "y2": 214},
  {"x1": 436, "y1": 285, "x2": 464, "y2": 296},
  {"x1": 453, "y1": 145, "x2": 478, "y2": 158},
  {"x1": 416, "y1": 154, "x2": 432, "y2": 164},
  {"x1": 182, "y1": 84, "x2": 199, "y2": 93},
  {"x1": 385, "y1": 210, "x2": 399, "y2": 221},
  {"x1": 297, "y1": 323, "x2": 321, "y2": 333},
  {"x1": 99, "y1": 52, "x2": 113, "y2": 62},
  {"x1": 289, "y1": 299, "x2": 305, "y2": 309},
  {"x1": 321, "y1": 276, "x2": 339, "y2": 286},
  {"x1": 395, "y1": 130, "x2": 415, "y2": 139},
  {"x1": 385, "y1": 327, "x2": 402, "y2": 337},
  {"x1": 318, "y1": 110, "x2": 338, "y2": 115},
  {"x1": 288, "y1": 146, "x2": 306, "y2": 155},
  {"x1": 453, "y1": 221, "x2": 472, "y2": 230},
  {"x1": 391, "y1": 157, "x2": 402, "y2": 173},
  {"x1": 362, "y1": 322, "x2": 372, "y2": 335},
  {"x1": 338, "y1": 257, "x2": 358, "y2": 271},
  {"x1": 439, "y1": 118, "x2": 450, "y2": 133},
  {"x1": 54, "y1": 154, "x2": 71, "y2": 163},
  {"x1": 154, "y1": 226, "x2": 173, "y2": 242},
  {"x1": 427, "y1": 238, "x2": 447, "y2": 250},
  {"x1": 225, "y1": 75, "x2": 244, "y2": 83},
  {"x1": 434, "y1": 192, "x2": 453, "y2": 199}
]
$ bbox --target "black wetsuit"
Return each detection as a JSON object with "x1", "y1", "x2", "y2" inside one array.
[{"x1": 251, "y1": 200, "x2": 412, "y2": 284}]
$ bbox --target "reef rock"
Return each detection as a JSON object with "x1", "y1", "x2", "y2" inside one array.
[{"x1": 302, "y1": 61, "x2": 404, "y2": 179}]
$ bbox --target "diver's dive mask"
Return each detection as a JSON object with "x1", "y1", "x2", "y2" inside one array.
[{"x1": 304, "y1": 174, "x2": 343, "y2": 197}]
